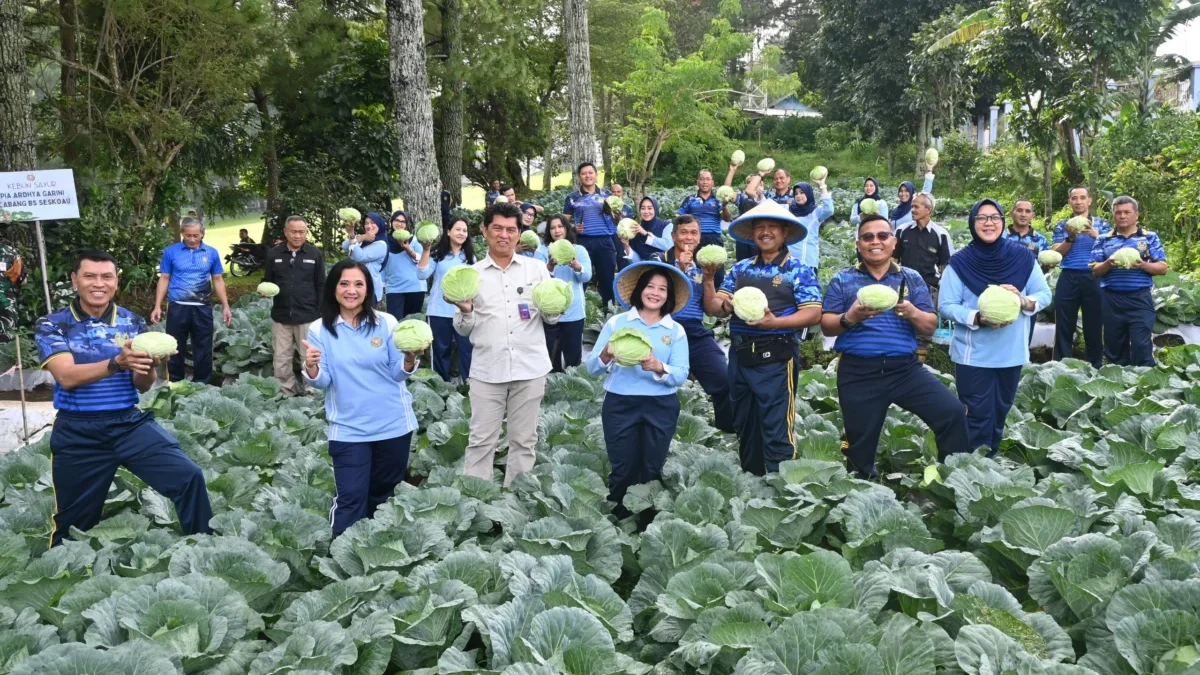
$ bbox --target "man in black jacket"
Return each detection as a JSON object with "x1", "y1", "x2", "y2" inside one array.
[{"x1": 264, "y1": 216, "x2": 325, "y2": 396}]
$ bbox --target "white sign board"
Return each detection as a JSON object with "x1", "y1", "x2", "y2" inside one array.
[{"x1": 0, "y1": 169, "x2": 80, "y2": 221}]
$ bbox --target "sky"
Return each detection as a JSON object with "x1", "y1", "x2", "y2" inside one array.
[{"x1": 1162, "y1": 10, "x2": 1200, "y2": 62}]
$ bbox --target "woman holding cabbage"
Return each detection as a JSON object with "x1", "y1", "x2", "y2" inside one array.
[
  {"x1": 301, "y1": 259, "x2": 420, "y2": 536},
  {"x1": 416, "y1": 218, "x2": 476, "y2": 382},
  {"x1": 535, "y1": 215, "x2": 592, "y2": 371},
  {"x1": 587, "y1": 261, "x2": 691, "y2": 520},
  {"x1": 383, "y1": 210, "x2": 426, "y2": 320},
  {"x1": 940, "y1": 199, "x2": 1051, "y2": 457}
]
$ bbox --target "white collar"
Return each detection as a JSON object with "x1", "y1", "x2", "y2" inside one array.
[
  {"x1": 482, "y1": 253, "x2": 526, "y2": 270},
  {"x1": 333, "y1": 309, "x2": 382, "y2": 326},
  {"x1": 623, "y1": 307, "x2": 675, "y2": 330}
]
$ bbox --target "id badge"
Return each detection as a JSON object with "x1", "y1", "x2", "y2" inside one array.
[{"x1": 518, "y1": 303, "x2": 532, "y2": 320}]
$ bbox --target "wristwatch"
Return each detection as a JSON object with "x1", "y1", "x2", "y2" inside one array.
[
  {"x1": 839, "y1": 313, "x2": 855, "y2": 330},
  {"x1": 107, "y1": 357, "x2": 122, "y2": 374}
]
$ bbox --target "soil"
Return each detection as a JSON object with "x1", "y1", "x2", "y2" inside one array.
[{"x1": 0, "y1": 385, "x2": 54, "y2": 402}]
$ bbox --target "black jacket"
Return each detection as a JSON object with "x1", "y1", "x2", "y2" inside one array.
[{"x1": 263, "y1": 242, "x2": 325, "y2": 325}]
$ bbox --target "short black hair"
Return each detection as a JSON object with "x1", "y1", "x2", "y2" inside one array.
[
  {"x1": 485, "y1": 201, "x2": 522, "y2": 227},
  {"x1": 576, "y1": 162, "x2": 596, "y2": 175},
  {"x1": 239, "y1": 228, "x2": 248, "y2": 234},
  {"x1": 856, "y1": 213, "x2": 891, "y2": 231},
  {"x1": 72, "y1": 250, "x2": 117, "y2": 274},
  {"x1": 1068, "y1": 185, "x2": 1090, "y2": 197},
  {"x1": 673, "y1": 214, "x2": 700, "y2": 231},
  {"x1": 500, "y1": 184, "x2": 513, "y2": 194},
  {"x1": 630, "y1": 269, "x2": 676, "y2": 317}
]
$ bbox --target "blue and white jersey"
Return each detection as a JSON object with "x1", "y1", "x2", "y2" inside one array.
[{"x1": 36, "y1": 299, "x2": 147, "y2": 412}]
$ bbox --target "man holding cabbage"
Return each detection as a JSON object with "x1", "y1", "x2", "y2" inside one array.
[
  {"x1": 1090, "y1": 196, "x2": 1167, "y2": 367},
  {"x1": 701, "y1": 200, "x2": 822, "y2": 475}
]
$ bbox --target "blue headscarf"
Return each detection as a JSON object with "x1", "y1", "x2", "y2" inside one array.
[
  {"x1": 384, "y1": 210, "x2": 411, "y2": 254},
  {"x1": 631, "y1": 196, "x2": 669, "y2": 261},
  {"x1": 856, "y1": 177, "x2": 882, "y2": 207},
  {"x1": 890, "y1": 181, "x2": 915, "y2": 224},
  {"x1": 365, "y1": 211, "x2": 390, "y2": 267},
  {"x1": 947, "y1": 199, "x2": 1036, "y2": 297},
  {"x1": 789, "y1": 182, "x2": 816, "y2": 218}
]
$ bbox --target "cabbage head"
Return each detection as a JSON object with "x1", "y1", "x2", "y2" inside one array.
[
  {"x1": 416, "y1": 222, "x2": 441, "y2": 244},
  {"x1": 256, "y1": 282, "x2": 280, "y2": 297},
  {"x1": 441, "y1": 265, "x2": 480, "y2": 303},
  {"x1": 549, "y1": 240, "x2": 576, "y2": 265},
  {"x1": 859, "y1": 199, "x2": 880, "y2": 216},
  {"x1": 732, "y1": 287, "x2": 768, "y2": 322},
  {"x1": 1066, "y1": 216, "x2": 1091, "y2": 234},
  {"x1": 610, "y1": 327, "x2": 652, "y2": 366},
  {"x1": 337, "y1": 207, "x2": 361, "y2": 224},
  {"x1": 532, "y1": 279, "x2": 573, "y2": 315},
  {"x1": 617, "y1": 219, "x2": 639, "y2": 240},
  {"x1": 392, "y1": 229, "x2": 412, "y2": 242},
  {"x1": 810, "y1": 166, "x2": 828, "y2": 182},
  {"x1": 925, "y1": 148, "x2": 939, "y2": 168},
  {"x1": 131, "y1": 332, "x2": 178, "y2": 357},
  {"x1": 696, "y1": 245, "x2": 728, "y2": 268},
  {"x1": 1112, "y1": 247, "x2": 1142, "y2": 269},
  {"x1": 757, "y1": 158, "x2": 775, "y2": 173},
  {"x1": 978, "y1": 286, "x2": 1021, "y2": 324},
  {"x1": 520, "y1": 231, "x2": 540, "y2": 249},
  {"x1": 607, "y1": 196, "x2": 624, "y2": 213},
  {"x1": 857, "y1": 284, "x2": 898, "y2": 311},
  {"x1": 493, "y1": 196, "x2": 508, "y2": 205},
  {"x1": 731, "y1": 149, "x2": 745, "y2": 166},
  {"x1": 716, "y1": 186, "x2": 736, "y2": 203},
  {"x1": 1038, "y1": 250, "x2": 1062, "y2": 267},
  {"x1": 393, "y1": 320, "x2": 434, "y2": 351}
]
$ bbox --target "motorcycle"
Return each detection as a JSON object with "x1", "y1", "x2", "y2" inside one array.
[{"x1": 224, "y1": 243, "x2": 266, "y2": 277}]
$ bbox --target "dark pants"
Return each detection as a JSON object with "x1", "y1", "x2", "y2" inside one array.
[
  {"x1": 602, "y1": 392, "x2": 680, "y2": 518},
  {"x1": 1054, "y1": 269, "x2": 1104, "y2": 368},
  {"x1": 735, "y1": 241, "x2": 759, "y2": 262},
  {"x1": 328, "y1": 432, "x2": 413, "y2": 536},
  {"x1": 955, "y1": 364, "x2": 1022, "y2": 456},
  {"x1": 729, "y1": 339, "x2": 798, "y2": 476},
  {"x1": 386, "y1": 292, "x2": 425, "y2": 320},
  {"x1": 837, "y1": 354, "x2": 969, "y2": 479},
  {"x1": 165, "y1": 302, "x2": 214, "y2": 383},
  {"x1": 613, "y1": 235, "x2": 631, "y2": 272},
  {"x1": 700, "y1": 232, "x2": 725, "y2": 288},
  {"x1": 1101, "y1": 287, "x2": 1155, "y2": 367},
  {"x1": 679, "y1": 320, "x2": 734, "y2": 433},
  {"x1": 429, "y1": 316, "x2": 472, "y2": 382},
  {"x1": 544, "y1": 319, "x2": 584, "y2": 372},
  {"x1": 49, "y1": 408, "x2": 212, "y2": 547},
  {"x1": 579, "y1": 235, "x2": 617, "y2": 306}
]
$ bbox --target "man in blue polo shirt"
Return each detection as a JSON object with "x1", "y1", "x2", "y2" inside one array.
[
  {"x1": 702, "y1": 200, "x2": 821, "y2": 475},
  {"x1": 150, "y1": 216, "x2": 233, "y2": 384},
  {"x1": 678, "y1": 169, "x2": 727, "y2": 286},
  {"x1": 821, "y1": 214, "x2": 969, "y2": 479},
  {"x1": 1091, "y1": 196, "x2": 1168, "y2": 367},
  {"x1": 1005, "y1": 199, "x2": 1049, "y2": 253},
  {"x1": 564, "y1": 162, "x2": 617, "y2": 307},
  {"x1": 1051, "y1": 186, "x2": 1111, "y2": 368},
  {"x1": 36, "y1": 250, "x2": 213, "y2": 547}
]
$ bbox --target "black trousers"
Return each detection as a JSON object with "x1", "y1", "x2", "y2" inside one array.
[
  {"x1": 1101, "y1": 287, "x2": 1155, "y2": 367},
  {"x1": 1054, "y1": 269, "x2": 1104, "y2": 368},
  {"x1": 543, "y1": 319, "x2": 584, "y2": 372},
  {"x1": 386, "y1": 292, "x2": 425, "y2": 320},
  {"x1": 956, "y1": 363, "x2": 1022, "y2": 456},
  {"x1": 602, "y1": 392, "x2": 680, "y2": 518},
  {"x1": 328, "y1": 432, "x2": 413, "y2": 536},
  {"x1": 578, "y1": 235, "x2": 617, "y2": 306},
  {"x1": 729, "y1": 339, "x2": 798, "y2": 476},
  {"x1": 165, "y1": 302, "x2": 214, "y2": 383},
  {"x1": 679, "y1": 320, "x2": 734, "y2": 433}
]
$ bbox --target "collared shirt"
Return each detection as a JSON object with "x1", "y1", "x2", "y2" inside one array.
[
  {"x1": 453, "y1": 254, "x2": 555, "y2": 383},
  {"x1": 718, "y1": 251, "x2": 822, "y2": 337},
  {"x1": 264, "y1": 242, "x2": 325, "y2": 325},
  {"x1": 766, "y1": 189, "x2": 792, "y2": 206},
  {"x1": 653, "y1": 249, "x2": 705, "y2": 322},
  {"x1": 822, "y1": 263, "x2": 933, "y2": 358},
  {"x1": 586, "y1": 309, "x2": 690, "y2": 396},
  {"x1": 1004, "y1": 227, "x2": 1050, "y2": 253},
  {"x1": 485, "y1": 191, "x2": 501, "y2": 205},
  {"x1": 1090, "y1": 226, "x2": 1166, "y2": 291},
  {"x1": 384, "y1": 240, "x2": 426, "y2": 294},
  {"x1": 342, "y1": 238, "x2": 387, "y2": 302},
  {"x1": 1052, "y1": 216, "x2": 1112, "y2": 270},
  {"x1": 940, "y1": 265, "x2": 1051, "y2": 368},
  {"x1": 35, "y1": 299, "x2": 146, "y2": 412},
  {"x1": 894, "y1": 221, "x2": 954, "y2": 289},
  {"x1": 678, "y1": 193, "x2": 724, "y2": 234},
  {"x1": 159, "y1": 242, "x2": 222, "y2": 304},
  {"x1": 533, "y1": 243, "x2": 592, "y2": 322},
  {"x1": 303, "y1": 310, "x2": 418, "y2": 443},
  {"x1": 789, "y1": 194, "x2": 835, "y2": 269},
  {"x1": 563, "y1": 188, "x2": 614, "y2": 236},
  {"x1": 417, "y1": 250, "x2": 471, "y2": 318}
]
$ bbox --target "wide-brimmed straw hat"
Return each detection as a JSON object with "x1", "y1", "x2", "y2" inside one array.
[
  {"x1": 613, "y1": 261, "x2": 692, "y2": 316},
  {"x1": 728, "y1": 199, "x2": 807, "y2": 246}
]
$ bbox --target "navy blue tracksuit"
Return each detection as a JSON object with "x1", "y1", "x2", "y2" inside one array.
[
  {"x1": 328, "y1": 433, "x2": 412, "y2": 536},
  {"x1": 955, "y1": 364, "x2": 1022, "y2": 456},
  {"x1": 679, "y1": 320, "x2": 734, "y2": 433},
  {"x1": 602, "y1": 393, "x2": 679, "y2": 518},
  {"x1": 166, "y1": 303, "x2": 214, "y2": 383},
  {"x1": 729, "y1": 340, "x2": 799, "y2": 475},
  {"x1": 578, "y1": 235, "x2": 617, "y2": 306},
  {"x1": 429, "y1": 315, "x2": 472, "y2": 381},
  {"x1": 1054, "y1": 269, "x2": 1104, "y2": 368},
  {"x1": 1101, "y1": 288, "x2": 1156, "y2": 367},
  {"x1": 544, "y1": 319, "x2": 585, "y2": 372}
]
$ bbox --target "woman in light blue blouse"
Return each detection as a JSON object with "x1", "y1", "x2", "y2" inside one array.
[
  {"x1": 788, "y1": 180, "x2": 834, "y2": 269},
  {"x1": 940, "y1": 199, "x2": 1051, "y2": 457},
  {"x1": 416, "y1": 218, "x2": 476, "y2": 382},
  {"x1": 849, "y1": 177, "x2": 889, "y2": 226},
  {"x1": 342, "y1": 211, "x2": 389, "y2": 306},
  {"x1": 383, "y1": 210, "x2": 426, "y2": 319},
  {"x1": 535, "y1": 214, "x2": 592, "y2": 371},
  {"x1": 890, "y1": 172, "x2": 935, "y2": 228},
  {"x1": 587, "y1": 261, "x2": 691, "y2": 520},
  {"x1": 302, "y1": 259, "x2": 419, "y2": 536}
]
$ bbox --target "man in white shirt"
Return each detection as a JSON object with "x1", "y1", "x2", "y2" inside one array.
[{"x1": 452, "y1": 202, "x2": 559, "y2": 486}]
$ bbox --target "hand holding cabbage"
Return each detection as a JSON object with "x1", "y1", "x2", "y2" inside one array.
[{"x1": 977, "y1": 285, "x2": 1023, "y2": 327}]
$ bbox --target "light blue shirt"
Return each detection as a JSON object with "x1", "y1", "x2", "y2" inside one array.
[
  {"x1": 788, "y1": 194, "x2": 834, "y2": 269},
  {"x1": 303, "y1": 311, "x2": 418, "y2": 443},
  {"x1": 850, "y1": 198, "x2": 890, "y2": 226},
  {"x1": 342, "y1": 239, "x2": 387, "y2": 302},
  {"x1": 939, "y1": 266, "x2": 1052, "y2": 369},
  {"x1": 586, "y1": 310, "x2": 690, "y2": 396},
  {"x1": 890, "y1": 174, "x2": 935, "y2": 229},
  {"x1": 417, "y1": 251, "x2": 470, "y2": 318},
  {"x1": 384, "y1": 240, "x2": 426, "y2": 293},
  {"x1": 534, "y1": 243, "x2": 592, "y2": 322}
]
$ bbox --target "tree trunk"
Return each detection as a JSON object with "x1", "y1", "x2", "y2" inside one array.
[
  {"x1": 505, "y1": 155, "x2": 526, "y2": 193},
  {"x1": 59, "y1": 0, "x2": 79, "y2": 167},
  {"x1": 598, "y1": 89, "x2": 612, "y2": 188},
  {"x1": 563, "y1": 0, "x2": 597, "y2": 176},
  {"x1": 386, "y1": 0, "x2": 440, "y2": 225},
  {"x1": 542, "y1": 118, "x2": 554, "y2": 192},
  {"x1": 886, "y1": 147, "x2": 894, "y2": 178},
  {"x1": 253, "y1": 84, "x2": 280, "y2": 243},
  {"x1": 436, "y1": 0, "x2": 464, "y2": 206},
  {"x1": 0, "y1": 0, "x2": 36, "y2": 171},
  {"x1": 1042, "y1": 147, "x2": 1054, "y2": 222},
  {"x1": 915, "y1": 110, "x2": 928, "y2": 177}
]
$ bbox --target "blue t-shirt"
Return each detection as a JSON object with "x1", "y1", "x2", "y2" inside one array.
[
  {"x1": 159, "y1": 242, "x2": 222, "y2": 304},
  {"x1": 1004, "y1": 227, "x2": 1050, "y2": 253},
  {"x1": 1052, "y1": 216, "x2": 1112, "y2": 271},
  {"x1": 718, "y1": 252, "x2": 822, "y2": 336},
  {"x1": 1090, "y1": 227, "x2": 1166, "y2": 291},
  {"x1": 36, "y1": 300, "x2": 147, "y2": 412},
  {"x1": 384, "y1": 240, "x2": 426, "y2": 293},
  {"x1": 822, "y1": 263, "x2": 933, "y2": 358},
  {"x1": 564, "y1": 188, "x2": 614, "y2": 237},
  {"x1": 678, "y1": 193, "x2": 724, "y2": 235}
]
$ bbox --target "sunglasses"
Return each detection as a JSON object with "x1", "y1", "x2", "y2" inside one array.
[{"x1": 858, "y1": 232, "x2": 893, "y2": 243}]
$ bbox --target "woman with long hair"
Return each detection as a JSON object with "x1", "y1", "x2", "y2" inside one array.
[
  {"x1": 416, "y1": 218, "x2": 476, "y2": 382},
  {"x1": 534, "y1": 214, "x2": 592, "y2": 371},
  {"x1": 587, "y1": 261, "x2": 691, "y2": 519},
  {"x1": 302, "y1": 259, "x2": 420, "y2": 536},
  {"x1": 849, "y1": 177, "x2": 890, "y2": 226},
  {"x1": 383, "y1": 210, "x2": 426, "y2": 319}
]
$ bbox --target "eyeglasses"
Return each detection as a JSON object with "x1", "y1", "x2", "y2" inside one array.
[
  {"x1": 858, "y1": 232, "x2": 893, "y2": 243},
  {"x1": 974, "y1": 214, "x2": 1004, "y2": 224}
]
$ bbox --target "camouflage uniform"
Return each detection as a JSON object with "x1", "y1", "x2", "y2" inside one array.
[{"x1": 0, "y1": 242, "x2": 25, "y2": 340}]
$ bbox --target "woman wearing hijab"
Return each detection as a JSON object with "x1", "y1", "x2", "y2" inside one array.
[
  {"x1": 849, "y1": 178, "x2": 890, "y2": 226},
  {"x1": 383, "y1": 210, "x2": 426, "y2": 320},
  {"x1": 788, "y1": 178, "x2": 834, "y2": 270},
  {"x1": 940, "y1": 199, "x2": 1051, "y2": 457},
  {"x1": 342, "y1": 211, "x2": 388, "y2": 307},
  {"x1": 535, "y1": 214, "x2": 593, "y2": 371},
  {"x1": 417, "y1": 218, "x2": 476, "y2": 382},
  {"x1": 587, "y1": 261, "x2": 691, "y2": 519},
  {"x1": 890, "y1": 172, "x2": 936, "y2": 229},
  {"x1": 626, "y1": 196, "x2": 672, "y2": 262}
]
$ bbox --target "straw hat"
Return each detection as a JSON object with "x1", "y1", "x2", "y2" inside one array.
[
  {"x1": 613, "y1": 261, "x2": 693, "y2": 316},
  {"x1": 728, "y1": 199, "x2": 807, "y2": 246}
]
